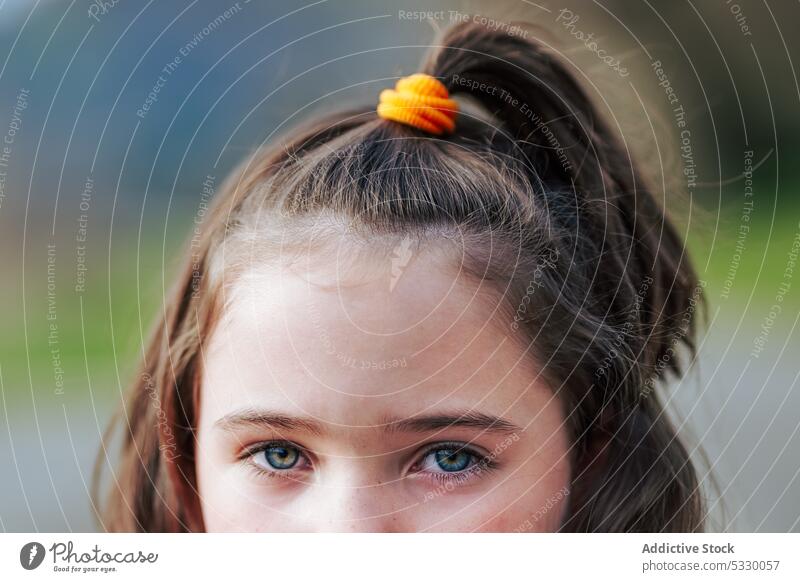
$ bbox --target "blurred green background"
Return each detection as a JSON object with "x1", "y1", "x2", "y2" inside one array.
[{"x1": 0, "y1": 0, "x2": 798, "y2": 531}]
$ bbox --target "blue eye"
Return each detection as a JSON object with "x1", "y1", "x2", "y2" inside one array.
[
  {"x1": 416, "y1": 444, "x2": 480, "y2": 474},
  {"x1": 434, "y1": 448, "x2": 472, "y2": 472},
  {"x1": 257, "y1": 444, "x2": 300, "y2": 470}
]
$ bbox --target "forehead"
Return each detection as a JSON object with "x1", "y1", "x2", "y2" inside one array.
[{"x1": 201, "y1": 246, "x2": 547, "y2": 426}]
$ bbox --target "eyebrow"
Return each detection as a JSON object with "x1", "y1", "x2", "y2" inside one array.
[
  {"x1": 215, "y1": 409, "x2": 326, "y2": 436},
  {"x1": 383, "y1": 411, "x2": 521, "y2": 435},
  {"x1": 214, "y1": 409, "x2": 521, "y2": 436}
]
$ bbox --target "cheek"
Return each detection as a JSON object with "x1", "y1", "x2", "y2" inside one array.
[
  {"x1": 196, "y1": 462, "x2": 250, "y2": 532},
  {"x1": 474, "y1": 483, "x2": 571, "y2": 532},
  {"x1": 428, "y1": 476, "x2": 571, "y2": 532},
  {"x1": 198, "y1": 468, "x2": 308, "y2": 533}
]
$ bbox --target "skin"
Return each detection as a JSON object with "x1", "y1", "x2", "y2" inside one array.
[{"x1": 195, "y1": 241, "x2": 572, "y2": 532}]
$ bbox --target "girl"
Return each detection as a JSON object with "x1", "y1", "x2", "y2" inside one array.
[{"x1": 96, "y1": 20, "x2": 705, "y2": 532}]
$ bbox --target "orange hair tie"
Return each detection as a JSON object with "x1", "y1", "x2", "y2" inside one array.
[{"x1": 377, "y1": 73, "x2": 458, "y2": 135}]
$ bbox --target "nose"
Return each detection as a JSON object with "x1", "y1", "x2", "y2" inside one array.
[{"x1": 300, "y1": 471, "x2": 409, "y2": 532}]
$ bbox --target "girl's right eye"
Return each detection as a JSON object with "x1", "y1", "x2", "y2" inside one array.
[{"x1": 247, "y1": 442, "x2": 311, "y2": 474}]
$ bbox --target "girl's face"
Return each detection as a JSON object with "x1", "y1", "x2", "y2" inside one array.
[{"x1": 195, "y1": 245, "x2": 571, "y2": 531}]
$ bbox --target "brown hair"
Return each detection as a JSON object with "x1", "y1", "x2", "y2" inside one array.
[{"x1": 95, "y1": 20, "x2": 705, "y2": 532}]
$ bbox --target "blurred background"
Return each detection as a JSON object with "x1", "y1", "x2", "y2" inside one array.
[{"x1": 0, "y1": 0, "x2": 798, "y2": 532}]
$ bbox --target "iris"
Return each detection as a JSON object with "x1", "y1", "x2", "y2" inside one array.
[
  {"x1": 262, "y1": 445, "x2": 299, "y2": 469},
  {"x1": 433, "y1": 448, "x2": 472, "y2": 472}
]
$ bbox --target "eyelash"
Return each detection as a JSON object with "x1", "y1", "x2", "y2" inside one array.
[{"x1": 239, "y1": 440, "x2": 499, "y2": 486}]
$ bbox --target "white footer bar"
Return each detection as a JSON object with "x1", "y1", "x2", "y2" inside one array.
[{"x1": 2, "y1": 533, "x2": 797, "y2": 581}]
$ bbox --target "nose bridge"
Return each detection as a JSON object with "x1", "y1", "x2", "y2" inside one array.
[{"x1": 306, "y1": 469, "x2": 405, "y2": 532}]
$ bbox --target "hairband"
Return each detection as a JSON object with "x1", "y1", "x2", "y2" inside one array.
[{"x1": 377, "y1": 73, "x2": 458, "y2": 135}]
